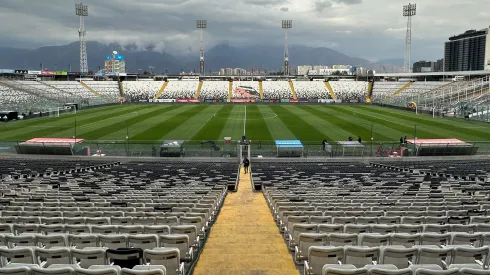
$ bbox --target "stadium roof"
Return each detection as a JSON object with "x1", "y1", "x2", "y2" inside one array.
[{"x1": 375, "y1": 70, "x2": 490, "y2": 77}]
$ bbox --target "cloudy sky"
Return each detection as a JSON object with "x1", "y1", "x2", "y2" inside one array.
[{"x1": 0, "y1": 0, "x2": 488, "y2": 62}]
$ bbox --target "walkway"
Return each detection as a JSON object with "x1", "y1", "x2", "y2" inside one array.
[{"x1": 192, "y1": 167, "x2": 299, "y2": 275}]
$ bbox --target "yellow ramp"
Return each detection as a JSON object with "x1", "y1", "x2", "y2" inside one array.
[
  {"x1": 153, "y1": 82, "x2": 168, "y2": 100},
  {"x1": 228, "y1": 81, "x2": 233, "y2": 101},
  {"x1": 194, "y1": 81, "x2": 203, "y2": 99},
  {"x1": 259, "y1": 81, "x2": 264, "y2": 99},
  {"x1": 325, "y1": 82, "x2": 337, "y2": 100},
  {"x1": 80, "y1": 81, "x2": 101, "y2": 97},
  {"x1": 289, "y1": 81, "x2": 297, "y2": 100},
  {"x1": 193, "y1": 168, "x2": 299, "y2": 275},
  {"x1": 389, "y1": 82, "x2": 413, "y2": 98},
  {"x1": 119, "y1": 82, "x2": 124, "y2": 97}
]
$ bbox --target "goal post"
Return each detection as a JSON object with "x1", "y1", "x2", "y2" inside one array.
[
  {"x1": 48, "y1": 108, "x2": 60, "y2": 117},
  {"x1": 63, "y1": 104, "x2": 77, "y2": 115}
]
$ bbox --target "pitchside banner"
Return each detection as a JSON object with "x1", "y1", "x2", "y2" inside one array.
[
  {"x1": 155, "y1": 99, "x2": 176, "y2": 103},
  {"x1": 318, "y1": 99, "x2": 340, "y2": 103},
  {"x1": 177, "y1": 99, "x2": 200, "y2": 103},
  {"x1": 232, "y1": 99, "x2": 256, "y2": 103}
]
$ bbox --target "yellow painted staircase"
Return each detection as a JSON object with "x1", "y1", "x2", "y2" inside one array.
[
  {"x1": 366, "y1": 81, "x2": 373, "y2": 103},
  {"x1": 389, "y1": 81, "x2": 414, "y2": 98},
  {"x1": 118, "y1": 81, "x2": 124, "y2": 97},
  {"x1": 325, "y1": 82, "x2": 337, "y2": 100},
  {"x1": 80, "y1": 81, "x2": 101, "y2": 97},
  {"x1": 227, "y1": 81, "x2": 233, "y2": 101},
  {"x1": 192, "y1": 167, "x2": 299, "y2": 275},
  {"x1": 153, "y1": 82, "x2": 168, "y2": 100},
  {"x1": 259, "y1": 81, "x2": 264, "y2": 100},
  {"x1": 195, "y1": 81, "x2": 203, "y2": 99},
  {"x1": 289, "y1": 81, "x2": 297, "y2": 100}
]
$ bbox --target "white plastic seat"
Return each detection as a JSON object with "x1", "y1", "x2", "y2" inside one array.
[
  {"x1": 6, "y1": 235, "x2": 37, "y2": 248},
  {"x1": 37, "y1": 235, "x2": 68, "y2": 249},
  {"x1": 356, "y1": 217, "x2": 378, "y2": 225},
  {"x1": 380, "y1": 247, "x2": 417, "y2": 269},
  {"x1": 414, "y1": 268, "x2": 459, "y2": 275},
  {"x1": 92, "y1": 226, "x2": 118, "y2": 235},
  {"x1": 111, "y1": 217, "x2": 133, "y2": 226},
  {"x1": 368, "y1": 268, "x2": 413, "y2": 275},
  {"x1": 305, "y1": 246, "x2": 344, "y2": 275},
  {"x1": 121, "y1": 268, "x2": 165, "y2": 275},
  {"x1": 119, "y1": 226, "x2": 144, "y2": 235},
  {"x1": 159, "y1": 235, "x2": 191, "y2": 262},
  {"x1": 410, "y1": 247, "x2": 452, "y2": 271},
  {"x1": 310, "y1": 216, "x2": 332, "y2": 225},
  {"x1": 329, "y1": 233, "x2": 358, "y2": 247},
  {"x1": 170, "y1": 226, "x2": 198, "y2": 248},
  {"x1": 424, "y1": 225, "x2": 450, "y2": 234},
  {"x1": 359, "y1": 234, "x2": 390, "y2": 247},
  {"x1": 74, "y1": 267, "x2": 119, "y2": 275},
  {"x1": 391, "y1": 234, "x2": 421, "y2": 248},
  {"x1": 448, "y1": 246, "x2": 489, "y2": 270},
  {"x1": 372, "y1": 225, "x2": 397, "y2": 234},
  {"x1": 323, "y1": 267, "x2": 368, "y2": 275},
  {"x1": 65, "y1": 225, "x2": 91, "y2": 235},
  {"x1": 143, "y1": 248, "x2": 183, "y2": 275},
  {"x1": 99, "y1": 235, "x2": 128, "y2": 250},
  {"x1": 450, "y1": 233, "x2": 482, "y2": 246},
  {"x1": 144, "y1": 226, "x2": 170, "y2": 235},
  {"x1": 0, "y1": 266, "x2": 30, "y2": 275},
  {"x1": 284, "y1": 216, "x2": 310, "y2": 236},
  {"x1": 35, "y1": 247, "x2": 72, "y2": 267},
  {"x1": 30, "y1": 266, "x2": 74, "y2": 275},
  {"x1": 397, "y1": 225, "x2": 423, "y2": 234},
  {"x1": 459, "y1": 268, "x2": 490, "y2": 275},
  {"x1": 294, "y1": 233, "x2": 328, "y2": 264},
  {"x1": 40, "y1": 225, "x2": 65, "y2": 235},
  {"x1": 128, "y1": 235, "x2": 158, "y2": 250},
  {"x1": 319, "y1": 224, "x2": 344, "y2": 234},
  {"x1": 0, "y1": 247, "x2": 38, "y2": 267},
  {"x1": 289, "y1": 224, "x2": 318, "y2": 250},
  {"x1": 420, "y1": 233, "x2": 451, "y2": 246},
  {"x1": 344, "y1": 246, "x2": 380, "y2": 268},
  {"x1": 71, "y1": 248, "x2": 108, "y2": 269},
  {"x1": 68, "y1": 234, "x2": 98, "y2": 249}
]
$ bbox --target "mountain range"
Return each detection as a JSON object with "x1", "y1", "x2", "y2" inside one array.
[{"x1": 0, "y1": 41, "x2": 406, "y2": 74}]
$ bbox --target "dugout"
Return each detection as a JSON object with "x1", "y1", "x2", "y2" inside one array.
[
  {"x1": 275, "y1": 140, "x2": 303, "y2": 157},
  {"x1": 160, "y1": 140, "x2": 184, "y2": 157},
  {"x1": 336, "y1": 141, "x2": 365, "y2": 157},
  {"x1": 0, "y1": 111, "x2": 18, "y2": 121}
]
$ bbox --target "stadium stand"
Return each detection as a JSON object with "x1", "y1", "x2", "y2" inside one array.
[
  {"x1": 328, "y1": 81, "x2": 368, "y2": 102},
  {"x1": 0, "y1": 157, "x2": 238, "y2": 274},
  {"x1": 262, "y1": 81, "x2": 293, "y2": 99},
  {"x1": 198, "y1": 81, "x2": 228, "y2": 100},
  {"x1": 251, "y1": 160, "x2": 490, "y2": 275},
  {"x1": 294, "y1": 81, "x2": 332, "y2": 100},
  {"x1": 123, "y1": 81, "x2": 165, "y2": 102},
  {"x1": 158, "y1": 81, "x2": 198, "y2": 99}
]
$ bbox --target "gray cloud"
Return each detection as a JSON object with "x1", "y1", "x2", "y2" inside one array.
[{"x1": 0, "y1": 0, "x2": 488, "y2": 62}]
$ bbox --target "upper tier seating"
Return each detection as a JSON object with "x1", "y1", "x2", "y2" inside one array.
[
  {"x1": 158, "y1": 81, "x2": 197, "y2": 99},
  {"x1": 262, "y1": 81, "x2": 292, "y2": 99},
  {"x1": 294, "y1": 81, "x2": 331, "y2": 99},
  {"x1": 199, "y1": 81, "x2": 228, "y2": 99},
  {"x1": 329, "y1": 81, "x2": 368, "y2": 102},
  {"x1": 123, "y1": 81, "x2": 165, "y2": 102}
]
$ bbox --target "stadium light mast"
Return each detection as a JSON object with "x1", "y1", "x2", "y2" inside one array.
[
  {"x1": 196, "y1": 20, "x2": 207, "y2": 76},
  {"x1": 282, "y1": 20, "x2": 292, "y2": 76},
  {"x1": 403, "y1": 3, "x2": 416, "y2": 73},
  {"x1": 76, "y1": 3, "x2": 88, "y2": 74}
]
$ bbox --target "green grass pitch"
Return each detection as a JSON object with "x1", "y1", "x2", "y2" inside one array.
[{"x1": 1, "y1": 104, "x2": 490, "y2": 144}]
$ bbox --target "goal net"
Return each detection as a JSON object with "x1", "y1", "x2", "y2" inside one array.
[
  {"x1": 48, "y1": 108, "x2": 60, "y2": 117},
  {"x1": 63, "y1": 105, "x2": 77, "y2": 115},
  {"x1": 48, "y1": 105, "x2": 77, "y2": 117}
]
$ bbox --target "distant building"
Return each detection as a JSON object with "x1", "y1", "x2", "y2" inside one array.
[
  {"x1": 444, "y1": 27, "x2": 490, "y2": 72},
  {"x1": 104, "y1": 54, "x2": 126, "y2": 74},
  {"x1": 412, "y1": 59, "x2": 444, "y2": 73}
]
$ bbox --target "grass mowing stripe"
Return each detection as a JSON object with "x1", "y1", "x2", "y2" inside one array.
[
  {"x1": 258, "y1": 105, "x2": 296, "y2": 140},
  {"x1": 81, "y1": 105, "x2": 180, "y2": 140},
  {"x1": 359, "y1": 106, "x2": 490, "y2": 139},
  {"x1": 3, "y1": 105, "x2": 146, "y2": 141},
  {"x1": 302, "y1": 105, "x2": 392, "y2": 141},
  {"x1": 245, "y1": 105, "x2": 274, "y2": 141},
  {"x1": 192, "y1": 105, "x2": 232, "y2": 141},
  {"x1": 269, "y1": 105, "x2": 329, "y2": 142},
  {"x1": 327, "y1": 105, "x2": 443, "y2": 140},
  {"x1": 163, "y1": 105, "x2": 221, "y2": 141},
  {"x1": 342, "y1": 105, "x2": 472, "y2": 140},
  {"x1": 0, "y1": 104, "x2": 125, "y2": 130},
  {"x1": 132, "y1": 105, "x2": 208, "y2": 141}
]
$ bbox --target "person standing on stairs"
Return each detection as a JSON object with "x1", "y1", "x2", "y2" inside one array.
[{"x1": 243, "y1": 157, "x2": 250, "y2": 174}]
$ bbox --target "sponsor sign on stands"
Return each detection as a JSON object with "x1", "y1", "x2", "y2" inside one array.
[
  {"x1": 55, "y1": 71, "x2": 68, "y2": 76},
  {"x1": 28, "y1": 70, "x2": 41, "y2": 75},
  {"x1": 15, "y1": 69, "x2": 28, "y2": 74},
  {"x1": 280, "y1": 99, "x2": 289, "y2": 103},
  {"x1": 155, "y1": 99, "x2": 176, "y2": 103},
  {"x1": 289, "y1": 99, "x2": 299, "y2": 102},
  {"x1": 298, "y1": 98, "x2": 309, "y2": 103},
  {"x1": 67, "y1": 72, "x2": 80, "y2": 76},
  {"x1": 0, "y1": 69, "x2": 15, "y2": 74},
  {"x1": 177, "y1": 99, "x2": 199, "y2": 103},
  {"x1": 41, "y1": 71, "x2": 55, "y2": 76},
  {"x1": 231, "y1": 99, "x2": 256, "y2": 103},
  {"x1": 318, "y1": 99, "x2": 341, "y2": 103}
]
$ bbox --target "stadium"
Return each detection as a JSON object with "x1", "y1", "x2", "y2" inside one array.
[{"x1": 2, "y1": 1, "x2": 490, "y2": 275}]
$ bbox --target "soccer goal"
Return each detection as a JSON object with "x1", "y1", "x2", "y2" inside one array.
[{"x1": 48, "y1": 108, "x2": 61, "y2": 117}]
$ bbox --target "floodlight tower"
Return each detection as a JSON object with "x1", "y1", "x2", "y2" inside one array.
[
  {"x1": 403, "y1": 3, "x2": 416, "y2": 73},
  {"x1": 282, "y1": 20, "x2": 292, "y2": 75},
  {"x1": 75, "y1": 3, "x2": 88, "y2": 74},
  {"x1": 196, "y1": 20, "x2": 207, "y2": 75}
]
